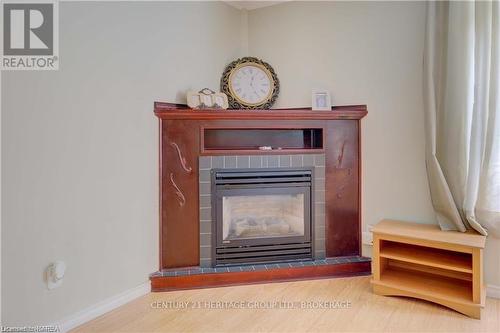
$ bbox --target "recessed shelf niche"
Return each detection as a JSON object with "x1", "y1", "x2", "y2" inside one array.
[{"x1": 202, "y1": 128, "x2": 323, "y2": 154}]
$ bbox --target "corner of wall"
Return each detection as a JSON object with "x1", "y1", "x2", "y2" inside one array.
[{"x1": 240, "y1": 9, "x2": 249, "y2": 56}]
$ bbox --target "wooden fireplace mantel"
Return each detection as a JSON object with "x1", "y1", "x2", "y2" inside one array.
[
  {"x1": 151, "y1": 102, "x2": 369, "y2": 291},
  {"x1": 154, "y1": 102, "x2": 368, "y2": 120}
]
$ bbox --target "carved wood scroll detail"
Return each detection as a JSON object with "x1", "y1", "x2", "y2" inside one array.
[
  {"x1": 170, "y1": 173, "x2": 186, "y2": 207},
  {"x1": 170, "y1": 142, "x2": 192, "y2": 173}
]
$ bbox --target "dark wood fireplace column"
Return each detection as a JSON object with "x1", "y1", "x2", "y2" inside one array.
[{"x1": 152, "y1": 102, "x2": 369, "y2": 290}]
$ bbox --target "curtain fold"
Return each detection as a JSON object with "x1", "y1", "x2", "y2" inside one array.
[{"x1": 424, "y1": 1, "x2": 500, "y2": 237}]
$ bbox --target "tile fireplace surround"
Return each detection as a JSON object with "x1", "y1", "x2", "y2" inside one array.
[
  {"x1": 198, "y1": 154, "x2": 326, "y2": 267},
  {"x1": 151, "y1": 102, "x2": 370, "y2": 291}
]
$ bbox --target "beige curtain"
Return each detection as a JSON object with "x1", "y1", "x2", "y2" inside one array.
[{"x1": 424, "y1": 1, "x2": 500, "y2": 237}]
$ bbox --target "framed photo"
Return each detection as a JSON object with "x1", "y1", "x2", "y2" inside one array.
[{"x1": 311, "y1": 90, "x2": 332, "y2": 111}]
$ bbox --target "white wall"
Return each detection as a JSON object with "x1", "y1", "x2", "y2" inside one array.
[
  {"x1": 246, "y1": 0, "x2": 500, "y2": 290},
  {"x1": 248, "y1": 1, "x2": 436, "y2": 232},
  {"x1": 2, "y1": 1, "x2": 498, "y2": 326},
  {"x1": 1, "y1": 1, "x2": 242, "y2": 325}
]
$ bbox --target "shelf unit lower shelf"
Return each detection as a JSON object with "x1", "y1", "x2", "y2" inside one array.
[
  {"x1": 371, "y1": 220, "x2": 486, "y2": 319},
  {"x1": 372, "y1": 266, "x2": 475, "y2": 304}
]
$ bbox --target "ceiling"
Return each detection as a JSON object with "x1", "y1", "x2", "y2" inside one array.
[{"x1": 225, "y1": 1, "x2": 291, "y2": 11}]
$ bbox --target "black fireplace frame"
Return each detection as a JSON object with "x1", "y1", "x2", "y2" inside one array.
[{"x1": 211, "y1": 167, "x2": 314, "y2": 266}]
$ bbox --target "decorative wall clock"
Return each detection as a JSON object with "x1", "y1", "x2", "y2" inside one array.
[{"x1": 220, "y1": 57, "x2": 279, "y2": 109}]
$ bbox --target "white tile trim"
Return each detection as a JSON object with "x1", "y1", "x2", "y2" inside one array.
[{"x1": 53, "y1": 281, "x2": 150, "y2": 332}]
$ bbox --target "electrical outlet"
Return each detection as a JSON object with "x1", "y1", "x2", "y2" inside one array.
[
  {"x1": 362, "y1": 231, "x2": 373, "y2": 245},
  {"x1": 45, "y1": 261, "x2": 66, "y2": 290}
]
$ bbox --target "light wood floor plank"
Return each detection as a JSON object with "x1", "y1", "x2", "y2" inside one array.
[{"x1": 72, "y1": 277, "x2": 500, "y2": 333}]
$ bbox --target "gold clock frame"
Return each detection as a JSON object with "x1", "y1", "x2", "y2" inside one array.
[{"x1": 221, "y1": 57, "x2": 280, "y2": 109}]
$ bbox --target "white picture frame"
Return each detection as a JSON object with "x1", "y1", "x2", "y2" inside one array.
[{"x1": 311, "y1": 90, "x2": 332, "y2": 111}]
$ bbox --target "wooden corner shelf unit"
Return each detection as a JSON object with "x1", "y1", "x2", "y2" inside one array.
[{"x1": 371, "y1": 219, "x2": 486, "y2": 319}]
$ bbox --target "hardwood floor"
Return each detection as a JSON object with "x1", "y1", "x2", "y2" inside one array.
[{"x1": 72, "y1": 277, "x2": 500, "y2": 332}]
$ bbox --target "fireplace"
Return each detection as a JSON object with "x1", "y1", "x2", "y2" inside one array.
[
  {"x1": 152, "y1": 103, "x2": 369, "y2": 291},
  {"x1": 212, "y1": 168, "x2": 313, "y2": 266}
]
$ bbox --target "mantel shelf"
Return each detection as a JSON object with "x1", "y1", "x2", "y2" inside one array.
[{"x1": 154, "y1": 102, "x2": 368, "y2": 120}]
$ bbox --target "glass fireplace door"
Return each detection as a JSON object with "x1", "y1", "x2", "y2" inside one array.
[
  {"x1": 212, "y1": 168, "x2": 313, "y2": 265},
  {"x1": 215, "y1": 186, "x2": 311, "y2": 247}
]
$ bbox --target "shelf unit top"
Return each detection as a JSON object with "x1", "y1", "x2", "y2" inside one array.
[
  {"x1": 373, "y1": 220, "x2": 486, "y2": 249},
  {"x1": 154, "y1": 102, "x2": 368, "y2": 120}
]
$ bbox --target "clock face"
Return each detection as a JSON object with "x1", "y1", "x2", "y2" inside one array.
[{"x1": 229, "y1": 64, "x2": 273, "y2": 106}]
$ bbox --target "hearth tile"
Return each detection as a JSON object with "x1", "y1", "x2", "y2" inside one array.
[
  {"x1": 199, "y1": 157, "x2": 211, "y2": 169},
  {"x1": 315, "y1": 213, "x2": 325, "y2": 227},
  {"x1": 153, "y1": 257, "x2": 369, "y2": 278},
  {"x1": 249, "y1": 156, "x2": 261, "y2": 168},
  {"x1": 279, "y1": 155, "x2": 291, "y2": 167},
  {"x1": 236, "y1": 156, "x2": 250, "y2": 168},
  {"x1": 315, "y1": 226, "x2": 325, "y2": 239},
  {"x1": 314, "y1": 155, "x2": 325, "y2": 166},
  {"x1": 200, "y1": 222, "x2": 211, "y2": 233},
  {"x1": 253, "y1": 264, "x2": 267, "y2": 271},
  {"x1": 212, "y1": 157, "x2": 224, "y2": 168},
  {"x1": 224, "y1": 156, "x2": 237, "y2": 168},
  {"x1": 315, "y1": 251, "x2": 326, "y2": 259},
  {"x1": 315, "y1": 190, "x2": 325, "y2": 203},
  {"x1": 315, "y1": 203, "x2": 325, "y2": 215},
  {"x1": 289, "y1": 261, "x2": 304, "y2": 267},
  {"x1": 200, "y1": 259, "x2": 212, "y2": 268},
  {"x1": 276, "y1": 263, "x2": 291, "y2": 268},
  {"x1": 291, "y1": 155, "x2": 303, "y2": 167},
  {"x1": 200, "y1": 233, "x2": 211, "y2": 247},
  {"x1": 301, "y1": 261, "x2": 315, "y2": 266},
  {"x1": 314, "y1": 177, "x2": 325, "y2": 188},
  {"x1": 199, "y1": 169, "x2": 211, "y2": 182},
  {"x1": 268, "y1": 155, "x2": 279, "y2": 167},
  {"x1": 261, "y1": 156, "x2": 269, "y2": 167},
  {"x1": 315, "y1": 240, "x2": 326, "y2": 252},
  {"x1": 303, "y1": 155, "x2": 315, "y2": 166},
  {"x1": 200, "y1": 207, "x2": 211, "y2": 221},
  {"x1": 315, "y1": 166, "x2": 325, "y2": 179},
  {"x1": 199, "y1": 195, "x2": 211, "y2": 208},
  {"x1": 150, "y1": 271, "x2": 162, "y2": 277},
  {"x1": 199, "y1": 182, "x2": 211, "y2": 195},
  {"x1": 343, "y1": 256, "x2": 360, "y2": 262},
  {"x1": 314, "y1": 219, "x2": 326, "y2": 232},
  {"x1": 162, "y1": 270, "x2": 176, "y2": 277},
  {"x1": 200, "y1": 246, "x2": 211, "y2": 259},
  {"x1": 239, "y1": 265, "x2": 255, "y2": 272},
  {"x1": 215, "y1": 267, "x2": 229, "y2": 273}
]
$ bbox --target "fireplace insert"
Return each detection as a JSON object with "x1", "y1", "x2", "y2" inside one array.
[{"x1": 212, "y1": 168, "x2": 313, "y2": 266}]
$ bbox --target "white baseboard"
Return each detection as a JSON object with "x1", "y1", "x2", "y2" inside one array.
[
  {"x1": 54, "y1": 281, "x2": 151, "y2": 332},
  {"x1": 487, "y1": 284, "x2": 500, "y2": 299}
]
